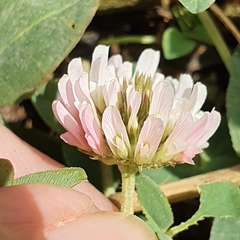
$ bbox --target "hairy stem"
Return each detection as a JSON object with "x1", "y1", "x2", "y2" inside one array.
[{"x1": 118, "y1": 164, "x2": 137, "y2": 214}]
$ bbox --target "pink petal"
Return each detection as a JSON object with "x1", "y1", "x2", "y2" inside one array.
[
  {"x1": 52, "y1": 100, "x2": 91, "y2": 152},
  {"x1": 79, "y1": 103, "x2": 105, "y2": 156},
  {"x1": 196, "y1": 110, "x2": 221, "y2": 148},
  {"x1": 135, "y1": 115, "x2": 164, "y2": 164},
  {"x1": 57, "y1": 75, "x2": 78, "y2": 120},
  {"x1": 165, "y1": 112, "x2": 193, "y2": 154},
  {"x1": 133, "y1": 49, "x2": 160, "y2": 79},
  {"x1": 60, "y1": 132, "x2": 84, "y2": 148}
]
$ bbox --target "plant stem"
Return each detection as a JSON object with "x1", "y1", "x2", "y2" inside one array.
[
  {"x1": 118, "y1": 164, "x2": 137, "y2": 214},
  {"x1": 198, "y1": 10, "x2": 231, "y2": 72},
  {"x1": 210, "y1": 4, "x2": 240, "y2": 43},
  {"x1": 100, "y1": 162, "x2": 116, "y2": 197}
]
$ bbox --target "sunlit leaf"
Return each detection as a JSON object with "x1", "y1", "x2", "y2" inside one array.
[
  {"x1": 167, "y1": 182, "x2": 240, "y2": 237},
  {"x1": 14, "y1": 167, "x2": 87, "y2": 188},
  {"x1": 136, "y1": 174, "x2": 174, "y2": 232},
  {"x1": 0, "y1": 159, "x2": 14, "y2": 187},
  {"x1": 210, "y1": 217, "x2": 240, "y2": 240},
  {"x1": 178, "y1": 0, "x2": 215, "y2": 14},
  {"x1": 226, "y1": 44, "x2": 240, "y2": 156},
  {"x1": 0, "y1": 0, "x2": 99, "y2": 106}
]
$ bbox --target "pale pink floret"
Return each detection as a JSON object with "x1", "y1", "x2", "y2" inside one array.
[
  {"x1": 135, "y1": 115, "x2": 164, "y2": 164},
  {"x1": 102, "y1": 106, "x2": 131, "y2": 159},
  {"x1": 52, "y1": 45, "x2": 221, "y2": 167},
  {"x1": 52, "y1": 100, "x2": 91, "y2": 152},
  {"x1": 78, "y1": 102, "x2": 105, "y2": 156}
]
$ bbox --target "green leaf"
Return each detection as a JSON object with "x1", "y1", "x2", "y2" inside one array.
[
  {"x1": 210, "y1": 217, "x2": 240, "y2": 240},
  {"x1": 167, "y1": 182, "x2": 240, "y2": 237},
  {"x1": 32, "y1": 79, "x2": 63, "y2": 133},
  {"x1": 162, "y1": 27, "x2": 196, "y2": 60},
  {"x1": 226, "y1": 44, "x2": 240, "y2": 156},
  {"x1": 178, "y1": 0, "x2": 215, "y2": 14},
  {"x1": 0, "y1": 159, "x2": 14, "y2": 187},
  {"x1": 185, "y1": 25, "x2": 212, "y2": 45},
  {"x1": 136, "y1": 174, "x2": 174, "y2": 232},
  {"x1": 157, "y1": 232, "x2": 173, "y2": 240},
  {"x1": 14, "y1": 167, "x2": 87, "y2": 188},
  {"x1": 0, "y1": 0, "x2": 99, "y2": 107}
]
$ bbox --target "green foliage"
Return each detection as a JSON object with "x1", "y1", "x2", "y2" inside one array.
[
  {"x1": 167, "y1": 182, "x2": 240, "y2": 237},
  {"x1": 0, "y1": 0, "x2": 99, "y2": 107},
  {"x1": 0, "y1": 158, "x2": 87, "y2": 189},
  {"x1": 32, "y1": 79, "x2": 63, "y2": 133},
  {"x1": 136, "y1": 174, "x2": 174, "y2": 233},
  {"x1": 14, "y1": 167, "x2": 87, "y2": 187},
  {"x1": 162, "y1": 7, "x2": 212, "y2": 60},
  {"x1": 0, "y1": 159, "x2": 14, "y2": 187},
  {"x1": 162, "y1": 27, "x2": 196, "y2": 60},
  {"x1": 210, "y1": 217, "x2": 240, "y2": 240},
  {"x1": 226, "y1": 45, "x2": 240, "y2": 156},
  {"x1": 178, "y1": 0, "x2": 215, "y2": 14}
]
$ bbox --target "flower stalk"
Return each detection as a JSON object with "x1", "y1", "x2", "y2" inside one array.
[{"x1": 118, "y1": 164, "x2": 137, "y2": 214}]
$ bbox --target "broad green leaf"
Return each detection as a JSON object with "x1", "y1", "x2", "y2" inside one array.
[
  {"x1": 178, "y1": 0, "x2": 215, "y2": 14},
  {"x1": 162, "y1": 27, "x2": 196, "y2": 60},
  {"x1": 32, "y1": 79, "x2": 63, "y2": 133},
  {"x1": 0, "y1": 0, "x2": 99, "y2": 107},
  {"x1": 0, "y1": 159, "x2": 14, "y2": 187},
  {"x1": 14, "y1": 167, "x2": 87, "y2": 188},
  {"x1": 210, "y1": 217, "x2": 240, "y2": 240},
  {"x1": 136, "y1": 174, "x2": 174, "y2": 232},
  {"x1": 167, "y1": 182, "x2": 240, "y2": 237},
  {"x1": 226, "y1": 45, "x2": 240, "y2": 156}
]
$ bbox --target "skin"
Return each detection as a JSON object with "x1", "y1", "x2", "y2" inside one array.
[{"x1": 0, "y1": 124, "x2": 157, "y2": 240}]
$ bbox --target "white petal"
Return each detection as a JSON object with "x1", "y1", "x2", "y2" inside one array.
[
  {"x1": 92, "y1": 45, "x2": 109, "y2": 63},
  {"x1": 102, "y1": 106, "x2": 131, "y2": 158},
  {"x1": 135, "y1": 115, "x2": 164, "y2": 164},
  {"x1": 133, "y1": 49, "x2": 160, "y2": 79},
  {"x1": 67, "y1": 58, "x2": 84, "y2": 80},
  {"x1": 108, "y1": 54, "x2": 123, "y2": 70},
  {"x1": 149, "y1": 81, "x2": 174, "y2": 124},
  {"x1": 102, "y1": 79, "x2": 121, "y2": 107},
  {"x1": 175, "y1": 74, "x2": 194, "y2": 100},
  {"x1": 117, "y1": 61, "x2": 133, "y2": 85},
  {"x1": 189, "y1": 83, "x2": 207, "y2": 115}
]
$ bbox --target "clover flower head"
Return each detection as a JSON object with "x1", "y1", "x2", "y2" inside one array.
[{"x1": 52, "y1": 45, "x2": 221, "y2": 169}]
